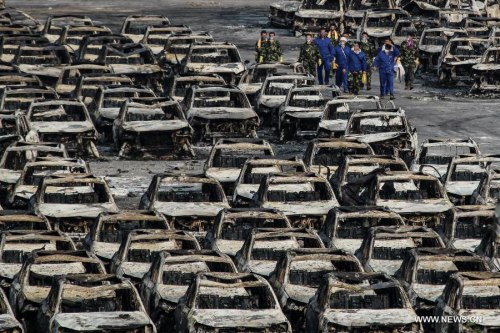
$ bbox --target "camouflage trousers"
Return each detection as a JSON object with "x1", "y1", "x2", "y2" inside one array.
[
  {"x1": 349, "y1": 71, "x2": 363, "y2": 95},
  {"x1": 404, "y1": 64, "x2": 415, "y2": 87},
  {"x1": 303, "y1": 61, "x2": 317, "y2": 76},
  {"x1": 365, "y1": 64, "x2": 372, "y2": 89}
]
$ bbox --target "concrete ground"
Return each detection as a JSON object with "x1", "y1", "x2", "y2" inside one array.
[{"x1": 9, "y1": 0, "x2": 500, "y2": 208}]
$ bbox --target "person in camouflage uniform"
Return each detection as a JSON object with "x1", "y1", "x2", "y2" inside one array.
[
  {"x1": 298, "y1": 33, "x2": 321, "y2": 76},
  {"x1": 347, "y1": 42, "x2": 367, "y2": 95},
  {"x1": 255, "y1": 30, "x2": 268, "y2": 63},
  {"x1": 328, "y1": 23, "x2": 340, "y2": 46},
  {"x1": 263, "y1": 32, "x2": 283, "y2": 63},
  {"x1": 400, "y1": 32, "x2": 418, "y2": 89},
  {"x1": 360, "y1": 32, "x2": 377, "y2": 90}
]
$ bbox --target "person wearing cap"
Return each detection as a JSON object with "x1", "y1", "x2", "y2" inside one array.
[
  {"x1": 333, "y1": 36, "x2": 351, "y2": 93},
  {"x1": 264, "y1": 32, "x2": 283, "y2": 63},
  {"x1": 373, "y1": 42, "x2": 399, "y2": 100},
  {"x1": 299, "y1": 33, "x2": 321, "y2": 76},
  {"x1": 360, "y1": 32, "x2": 376, "y2": 90},
  {"x1": 400, "y1": 32, "x2": 418, "y2": 89},
  {"x1": 255, "y1": 30, "x2": 268, "y2": 63},
  {"x1": 314, "y1": 27, "x2": 334, "y2": 85},
  {"x1": 347, "y1": 41, "x2": 367, "y2": 95}
]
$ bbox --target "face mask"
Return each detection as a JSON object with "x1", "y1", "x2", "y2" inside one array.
[
  {"x1": 362, "y1": 37, "x2": 367, "y2": 42},
  {"x1": 306, "y1": 38, "x2": 312, "y2": 43},
  {"x1": 340, "y1": 42, "x2": 346, "y2": 46},
  {"x1": 270, "y1": 37, "x2": 275, "y2": 41}
]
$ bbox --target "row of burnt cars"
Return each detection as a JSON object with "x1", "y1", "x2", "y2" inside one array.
[
  {"x1": 0, "y1": 132, "x2": 499, "y2": 332},
  {"x1": 269, "y1": 0, "x2": 500, "y2": 91}
]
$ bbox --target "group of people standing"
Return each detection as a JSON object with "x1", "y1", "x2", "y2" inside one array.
[{"x1": 255, "y1": 24, "x2": 419, "y2": 100}]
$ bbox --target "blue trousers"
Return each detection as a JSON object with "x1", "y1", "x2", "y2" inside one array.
[
  {"x1": 335, "y1": 66, "x2": 348, "y2": 92},
  {"x1": 317, "y1": 59, "x2": 331, "y2": 85},
  {"x1": 379, "y1": 71, "x2": 394, "y2": 96}
]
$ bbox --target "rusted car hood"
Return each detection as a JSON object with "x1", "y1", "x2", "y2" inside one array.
[
  {"x1": 234, "y1": 184, "x2": 259, "y2": 200},
  {"x1": 37, "y1": 203, "x2": 118, "y2": 218},
  {"x1": 239, "y1": 83, "x2": 262, "y2": 95},
  {"x1": 412, "y1": 284, "x2": 445, "y2": 303},
  {"x1": 0, "y1": 263, "x2": 22, "y2": 280},
  {"x1": 186, "y1": 63, "x2": 245, "y2": 75},
  {"x1": 0, "y1": 314, "x2": 22, "y2": 330},
  {"x1": 318, "y1": 120, "x2": 347, "y2": 132},
  {"x1": 271, "y1": 1, "x2": 300, "y2": 11},
  {"x1": 110, "y1": 64, "x2": 161, "y2": 75},
  {"x1": 377, "y1": 199, "x2": 453, "y2": 214},
  {"x1": 331, "y1": 238, "x2": 363, "y2": 254},
  {"x1": 190, "y1": 309, "x2": 288, "y2": 328},
  {"x1": 451, "y1": 238, "x2": 481, "y2": 251},
  {"x1": 364, "y1": 28, "x2": 392, "y2": 37},
  {"x1": 30, "y1": 121, "x2": 94, "y2": 134},
  {"x1": 121, "y1": 120, "x2": 190, "y2": 132},
  {"x1": 92, "y1": 241, "x2": 120, "y2": 260},
  {"x1": 153, "y1": 202, "x2": 228, "y2": 217},
  {"x1": 259, "y1": 95, "x2": 287, "y2": 108},
  {"x1": 53, "y1": 311, "x2": 152, "y2": 331},
  {"x1": 368, "y1": 259, "x2": 403, "y2": 276},
  {"x1": 458, "y1": 310, "x2": 500, "y2": 326},
  {"x1": 473, "y1": 64, "x2": 500, "y2": 71},
  {"x1": 120, "y1": 262, "x2": 152, "y2": 280},
  {"x1": 283, "y1": 109, "x2": 323, "y2": 119},
  {"x1": 0, "y1": 169, "x2": 21, "y2": 185},
  {"x1": 346, "y1": 132, "x2": 408, "y2": 144},
  {"x1": 323, "y1": 308, "x2": 416, "y2": 327},
  {"x1": 285, "y1": 284, "x2": 316, "y2": 304},
  {"x1": 13, "y1": 185, "x2": 37, "y2": 200},
  {"x1": 295, "y1": 10, "x2": 342, "y2": 19},
  {"x1": 446, "y1": 181, "x2": 479, "y2": 196},
  {"x1": 419, "y1": 45, "x2": 443, "y2": 54},
  {"x1": 263, "y1": 201, "x2": 337, "y2": 216},
  {"x1": 157, "y1": 284, "x2": 189, "y2": 303},
  {"x1": 205, "y1": 167, "x2": 240, "y2": 183},
  {"x1": 213, "y1": 239, "x2": 244, "y2": 257},
  {"x1": 247, "y1": 260, "x2": 278, "y2": 277},
  {"x1": 187, "y1": 107, "x2": 257, "y2": 120},
  {"x1": 18, "y1": 64, "x2": 63, "y2": 78},
  {"x1": 445, "y1": 59, "x2": 480, "y2": 66},
  {"x1": 99, "y1": 108, "x2": 120, "y2": 120}
]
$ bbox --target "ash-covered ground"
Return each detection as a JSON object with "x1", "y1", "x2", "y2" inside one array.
[{"x1": 10, "y1": 0, "x2": 500, "y2": 208}]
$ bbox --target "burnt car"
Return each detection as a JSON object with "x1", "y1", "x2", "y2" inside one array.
[
  {"x1": 238, "y1": 63, "x2": 305, "y2": 106},
  {"x1": 235, "y1": 228, "x2": 325, "y2": 278},
  {"x1": 317, "y1": 95, "x2": 382, "y2": 139},
  {"x1": 304, "y1": 138, "x2": 374, "y2": 178},
  {"x1": 30, "y1": 174, "x2": 119, "y2": 243},
  {"x1": 329, "y1": 154, "x2": 409, "y2": 206},
  {"x1": 0, "y1": 86, "x2": 58, "y2": 115},
  {"x1": 83, "y1": 210, "x2": 169, "y2": 264},
  {"x1": 355, "y1": 226, "x2": 446, "y2": 276},
  {"x1": 444, "y1": 155, "x2": 500, "y2": 205},
  {"x1": 110, "y1": 229, "x2": 201, "y2": 283},
  {"x1": 58, "y1": 25, "x2": 112, "y2": 54},
  {"x1": 205, "y1": 138, "x2": 274, "y2": 195},
  {"x1": 43, "y1": 15, "x2": 94, "y2": 43},
  {"x1": 442, "y1": 205, "x2": 496, "y2": 251},
  {"x1": 438, "y1": 36, "x2": 492, "y2": 84},
  {"x1": 205, "y1": 208, "x2": 292, "y2": 257},
  {"x1": 0, "y1": 288, "x2": 23, "y2": 333},
  {"x1": 139, "y1": 174, "x2": 229, "y2": 240},
  {"x1": 418, "y1": 27, "x2": 466, "y2": 72},
  {"x1": 75, "y1": 33, "x2": 133, "y2": 63},
  {"x1": 53, "y1": 64, "x2": 113, "y2": 97},
  {"x1": 0, "y1": 230, "x2": 75, "y2": 291},
  {"x1": 255, "y1": 74, "x2": 316, "y2": 126},
  {"x1": 181, "y1": 42, "x2": 246, "y2": 84},
  {"x1": 411, "y1": 137, "x2": 480, "y2": 180},
  {"x1": 434, "y1": 272, "x2": 500, "y2": 333},
  {"x1": 0, "y1": 142, "x2": 68, "y2": 198},
  {"x1": 142, "y1": 25, "x2": 193, "y2": 55},
  {"x1": 13, "y1": 45, "x2": 71, "y2": 82},
  {"x1": 184, "y1": 85, "x2": 260, "y2": 142},
  {"x1": 167, "y1": 74, "x2": 225, "y2": 103},
  {"x1": 120, "y1": 15, "x2": 171, "y2": 43},
  {"x1": 471, "y1": 168, "x2": 500, "y2": 205},
  {"x1": 279, "y1": 85, "x2": 340, "y2": 141},
  {"x1": 0, "y1": 35, "x2": 49, "y2": 64},
  {"x1": 358, "y1": 9, "x2": 410, "y2": 42},
  {"x1": 7, "y1": 158, "x2": 90, "y2": 209},
  {"x1": 471, "y1": 46, "x2": 500, "y2": 93},
  {"x1": 233, "y1": 157, "x2": 306, "y2": 207},
  {"x1": 8, "y1": 250, "x2": 106, "y2": 331},
  {"x1": 36, "y1": 274, "x2": 156, "y2": 333},
  {"x1": 0, "y1": 210, "x2": 51, "y2": 231},
  {"x1": 113, "y1": 99, "x2": 194, "y2": 158},
  {"x1": 344, "y1": 0, "x2": 397, "y2": 33},
  {"x1": 0, "y1": 74, "x2": 42, "y2": 89},
  {"x1": 0, "y1": 113, "x2": 31, "y2": 154},
  {"x1": 269, "y1": 249, "x2": 364, "y2": 330},
  {"x1": 27, "y1": 99, "x2": 99, "y2": 158},
  {"x1": 359, "y1": 171, "x2": 454, "y2": 228},
  {"x1": 74, "y1": 74, "x2": 134, "y2": 108},
  {"x1": 158, "y1": 33, "x2": 214, "y2": 70},
  {"x1": 140, "y1": 250, "x2": 237, "y2": 331},
  {"x1": 390, "y1": 17, "x2": 440, "y2": 46},
  {"x1": 175, "y1": 272, "x2": 292, "y2": 332},
  {"x1": 251, "y1": 173, "x2": 340, "y2": 229},
  {"x1": 344, "y1": 108, "x2": 418, "y2": 166},
  {"x1": 305, "y1": 272, "x2": 423, "y2": 333},
  {"x1": 293, "y1": 0, "x2": 346, "y2": 36},
  {"x1": 395, "y1": 248, "x2": 491, "y2": 317},
  {"x1": 269, "y1": 1, "x2": 301, "y2": 28},
  {"x1": 89, "y1": 85, "x2": 156, "y2": 139},
  {"x1": 475, "y1": 216, "x2": 500, "y2": 271},
  {"x1": 319, "y1": 206, "x2": 406, "y2": 253}
]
